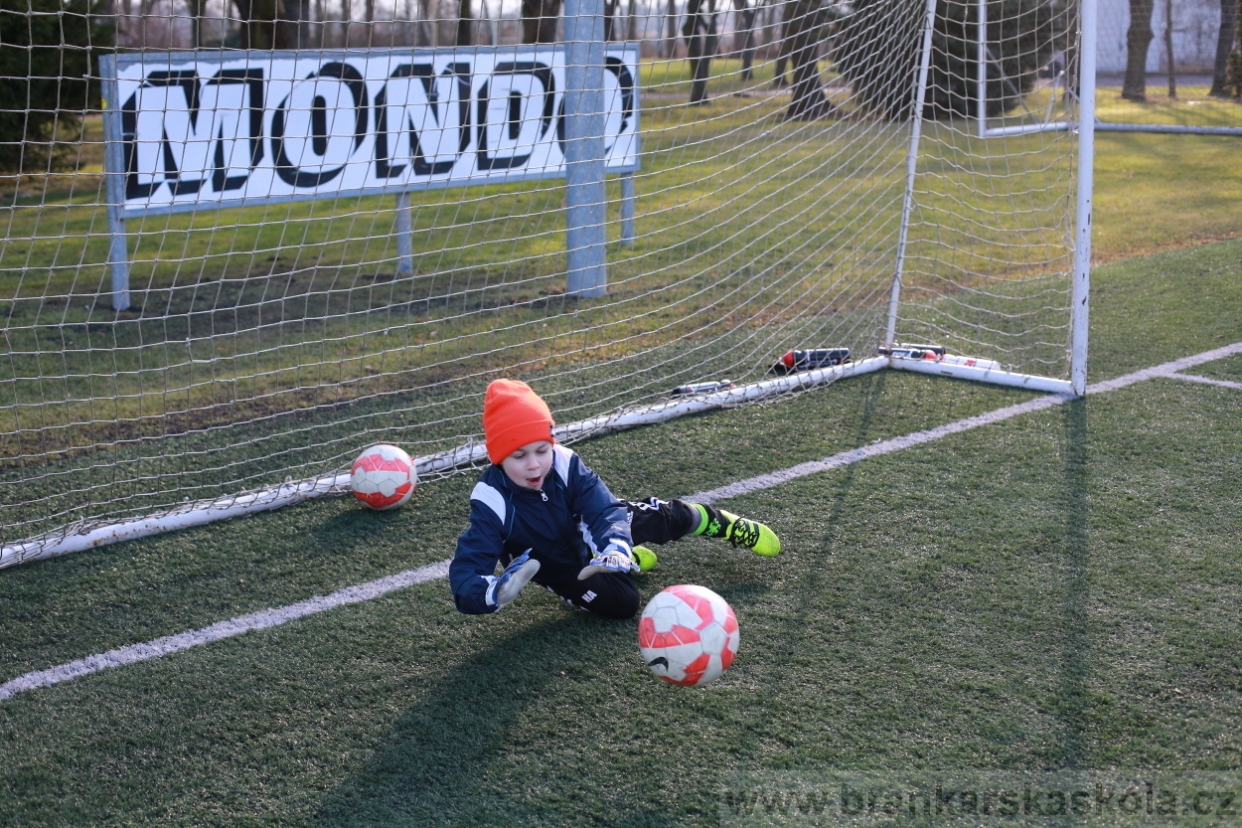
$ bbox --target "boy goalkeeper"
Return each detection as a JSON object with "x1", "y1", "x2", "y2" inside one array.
[{"x1": 449, "y1": 379, "x2": 781, "y2": 619}]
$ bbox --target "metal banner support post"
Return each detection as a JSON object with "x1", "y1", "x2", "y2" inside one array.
[
  {"x1": 101, "y1": 78, "x2": 131, "y2": 312},
  {"x1": 620, "y1": 171, "x2": 635, "y2": 246},
  {"x1": 562, "y1": 0, "x2": 609, "y2": 296},
  {"x1": 395, "y1": 192, "x2": 414, "y2": 275}
]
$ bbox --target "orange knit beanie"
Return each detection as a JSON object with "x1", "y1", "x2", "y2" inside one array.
[{"x1": 482, "y1": 379, "x2": 556, "y2": 464}]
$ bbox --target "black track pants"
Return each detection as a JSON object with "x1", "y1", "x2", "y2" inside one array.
[{"x1": 539, "y1": 498, "x2": 724, "y2": 618}]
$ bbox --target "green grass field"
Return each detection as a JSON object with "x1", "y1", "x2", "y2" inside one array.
[{"x1": 0, "y1": 232, "x2": 1239, "y2": 825}]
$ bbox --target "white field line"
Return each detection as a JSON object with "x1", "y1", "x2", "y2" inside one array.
[
  {"x1": 0, "y1": 561, "x2": 450, "y2": 701},
  {"x1": 3, "y1": 342, "x2": 1240, "y2": 703},
  {"x1": 693, "y1": 341, "x2": 1242, "y2": 503},
  {"x1": 1167, "y1": 373, "x2": 1242, "y2": 391}
]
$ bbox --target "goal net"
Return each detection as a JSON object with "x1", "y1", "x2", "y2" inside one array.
[{"x1": 1, "y1": 0, "x2": 1090, "y2": 566}]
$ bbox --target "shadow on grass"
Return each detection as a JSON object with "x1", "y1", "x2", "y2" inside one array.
[
  {"x1": 309, "y1": 612, "x2": 686, "y2": 828},
  {"x1": 808, "y1": 370, "x2": 885, "y2": 560},
  {"x1": 1051, "y1": 397, "x2": 1089, "y2": 769}
]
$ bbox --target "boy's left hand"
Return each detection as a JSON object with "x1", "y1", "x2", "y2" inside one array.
[{"x1": 578, "y1": 543, "x2": 638, "y2": 580}]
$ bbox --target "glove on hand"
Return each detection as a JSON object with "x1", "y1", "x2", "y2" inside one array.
[
  {"x1": 578, "y1": 543, "x2": 638, "y2": 581},
  {"x1": 490, "y1": 549, "x2": 541, "y2": 609}
]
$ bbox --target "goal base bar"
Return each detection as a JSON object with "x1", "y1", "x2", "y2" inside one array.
[
  {"x1": 888, "y1": 356, "x2": 1074, "y2": 395},
  {"x1": 0, "y1": 476, "x2": 343, "y2": 571},
  {"x1": 1093, "y1": 123, "x2": 1242, "y2": 137},
  {"x1": 1, "y1": 357, "x2": 889, "y2": 569},
  {"x1": 3, "y1": 355, "x2": 1071, "y2": 570}
]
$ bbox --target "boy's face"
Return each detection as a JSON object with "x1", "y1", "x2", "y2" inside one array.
[{"x1": 500, "y1": 440, "x2": 554, "y2": 491}]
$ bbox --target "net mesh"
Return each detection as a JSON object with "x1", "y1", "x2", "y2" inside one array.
[{"x1": 2, "y1": 0, "x2": 1088, "y2": 558}]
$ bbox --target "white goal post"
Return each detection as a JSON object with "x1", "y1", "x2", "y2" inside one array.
[{"x1": 0, "y1": 0, "x2": 1094, "y2": 567}]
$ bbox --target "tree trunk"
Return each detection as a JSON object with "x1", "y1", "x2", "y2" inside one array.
[
  {"x1": 233, "y1": 0, "x2": 306, "y2": 48},
  {"x1": 1230, "y1": 43, "x2": 1242, "y2": 98},
  {"x1": 627, "y1": 0, "x2": 637, "y2": 41},
  {"x1": 772, "y1": 0, "x2": 791, "y2": 87},
  {"x1": 479, "y1": 0, "x2": 494, "y2": 44},
  {"x1": 185, "y1": 0, "x2": 205, "y2": 47},
  {"x1": 457, "y1": 0, "x2": 472, "y2": 44},
  {"x1": 417, "y1": 0, "x2": 434, "y2": 45},
  {"x1": 782, "y1": 0, "x2": 833, "y2": 118},
  {"x1": 521, "y1": 0, "x2": 561, "y2": 42},
  {"x1": 1163, "y1": 0, "x2": 1175, "y2": 98},
  {"x1": 233, "y1": 0, "x2": 275, "y2": 48},
  {"x1": 603, "y1": 0, "x2": 617, "y2": 40},
  {"x1": 1210, "y1": 0, "x2": 1238, "y2": 97},
  {"x1": 665, "y1": 0, "x2": 678, "y2": 57},
  {"x1": 731, "y1": 0, "x2": 757, "y2": 80},
  {"x1": 684, "y1": 0, "x2": 718, "y2": 104},
  {"x1": 282, "y1": 0, "x2": 307, "y2": 47},
  {"x1": 1121, "y1": 0, "x2": 1154, "y2": 101}
]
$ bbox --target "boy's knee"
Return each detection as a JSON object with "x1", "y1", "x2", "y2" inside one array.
[
  {"x1": 596, "y1": 587, "x2": 640, "y2": 619},
  {"x1": 566, "y1": 572, "x2": 640, "y2": 618}
]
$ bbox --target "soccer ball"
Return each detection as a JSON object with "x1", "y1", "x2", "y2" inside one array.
[
  {"x1": 350, "y1": 444, "x2": 417, "y2": 510},
  {"x1": 638, "y1": 584, "x2": 739, "y2": 686}
]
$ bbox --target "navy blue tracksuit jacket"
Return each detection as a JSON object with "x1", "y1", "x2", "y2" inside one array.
[{"x1": 450, "y1": 444, "x2": 632, "y2": 614}]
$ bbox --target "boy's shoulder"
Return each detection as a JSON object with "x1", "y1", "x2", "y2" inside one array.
[
  {"x1": 550, "y1": 443, "x2": 577, "y2": 480},
  {"x1": 469, "y1": 473, "x2": 509, "y2": 525}
]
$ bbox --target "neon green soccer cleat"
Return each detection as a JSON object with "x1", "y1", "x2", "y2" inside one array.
[
  {"x1": 701, "y1": 509, "x2": 781, "y2": 557},
  {"x1": 632, "y1": 545, "x2": 659, "y2": 572}
]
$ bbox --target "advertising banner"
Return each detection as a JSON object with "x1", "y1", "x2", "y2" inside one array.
[{"x1": 100, "y1": 46, "x2": 639, "y2": 217}]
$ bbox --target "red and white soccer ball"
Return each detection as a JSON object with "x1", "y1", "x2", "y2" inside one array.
[
  {"x1": 350, "y1": 444, "x2": 417, "y2": 510},
  {"x1": 638, "y1": 584, "x2": 739, "y2": 686}
]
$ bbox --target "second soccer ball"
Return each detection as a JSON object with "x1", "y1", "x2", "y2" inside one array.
[{"x1": 350, "y1": 444, "x2": 417, "y2": 510}]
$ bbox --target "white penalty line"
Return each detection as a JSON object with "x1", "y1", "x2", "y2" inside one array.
[
  {"x1": 694, "y1": 342, "x2": 1242, "y2": 504},
  {"x1": 4, "y1": 342, "x2": 1240, "y2": 702},
  {"x1": 0, "y1": 561, "x2": 450, "y2": 702},
  {"x1": 1166, "y1": 373, "x2": 1242, "y2": 391}
]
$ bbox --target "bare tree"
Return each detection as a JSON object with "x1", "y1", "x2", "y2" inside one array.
[
  {"x1": 232, "y1": 0, "x2": 308, "y2": 47},
  {"x1": 522, "y1": 0, "x2": 561, "y2": 42},
  {"x1": 1209, "y1": 0, "x2": 1238, "y2": 97},
  {"x1": 665, "y1": 0, "x2": 677, "y2": 56},
  {"x1": 683, "y1": 0, "x2": 719, "y2": 104},
  {"x1": 1163, "y1": 0, "x2": 1175, "y2": 98},
  {"x1": 1230, "y1": 40, "x2": 1242, "y2": 98},
  {"x1": 603, "y1": 0, "x2": 618, "y2": 40},
  {"x1": 731, "y1": 0, "x2": 758, "y2": 79},
  {"x1": 233, "y1": 0, "x2": 278, "y2": 48},
  {"x1": 1121, "y1": 0, "x2": 1153, "y2": 101},
  {"x1": 185, "y1": 0, "x2": 206, "y2": 46},
  {"x1": 782, "y1": 0, "x2": 833, "y2": 118},
  {"x1": 457, "y1": 0, "x2": 471, "y2": 43},
  {"x1": 771, "y1": 0, "x2": 791, "y2": 88},
  {"x1": 417, "y1": 0, "x2": 435, "y2": 45},
  {"x1": 479, "y1": 0, "x2": 496, "y2": 43}
]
